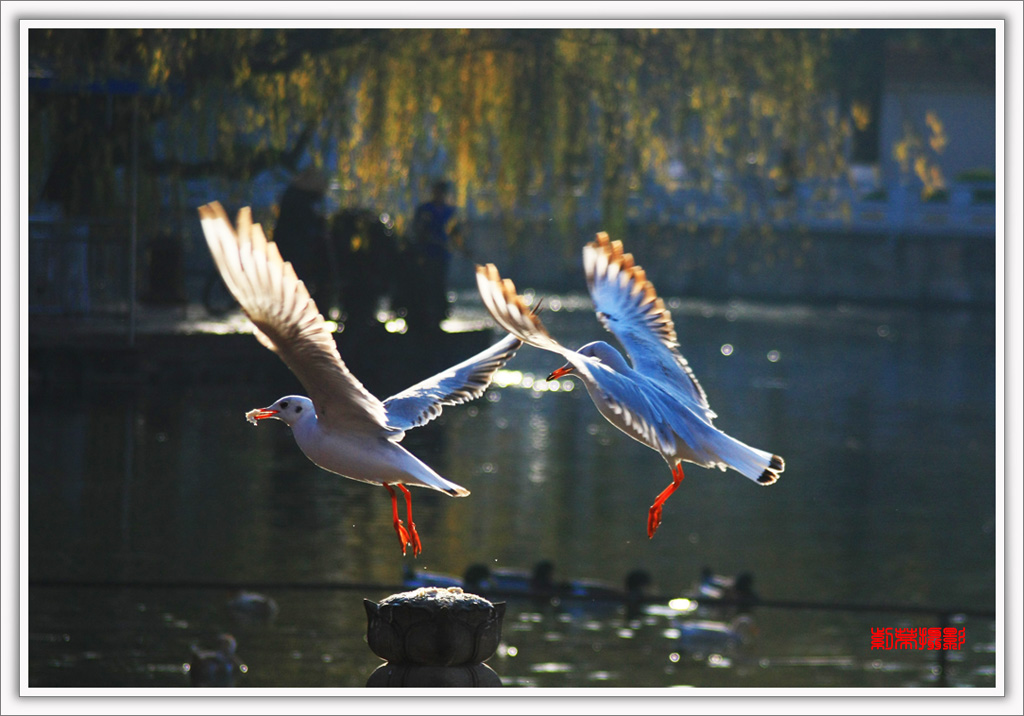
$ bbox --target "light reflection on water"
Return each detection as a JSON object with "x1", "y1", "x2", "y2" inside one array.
[{"x1": 27, "y1": 293, "x2": 996, "y2": 688}]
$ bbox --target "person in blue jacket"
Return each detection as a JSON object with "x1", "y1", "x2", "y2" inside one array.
[{"x1": 409, "y1": 179, "x2": 466, "y2": 330}]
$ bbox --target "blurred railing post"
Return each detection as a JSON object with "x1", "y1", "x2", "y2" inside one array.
[{"x1": 364, "y1": 587, "x2": 504, "y2": 687}]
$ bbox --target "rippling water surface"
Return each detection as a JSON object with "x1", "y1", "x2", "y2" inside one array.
[{"x1": 28, "y1": 292, "x2": 998, "y2": 689}]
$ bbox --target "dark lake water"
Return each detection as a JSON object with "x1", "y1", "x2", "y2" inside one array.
[{"x1": 27, "y1": 292, "x2": 998, "y2": 690}]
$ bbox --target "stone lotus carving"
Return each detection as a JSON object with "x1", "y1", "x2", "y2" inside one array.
[{"x1": 364, "y1": 587, "x2": 506, "y2": 667}]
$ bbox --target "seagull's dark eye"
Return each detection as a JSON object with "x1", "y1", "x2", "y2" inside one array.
[
  {"x1": 295, "y1": 406, "x2": 303, "y2": 413},
  {"x1": 280, "y1": 401, "x2": 289, "y2": 409}
]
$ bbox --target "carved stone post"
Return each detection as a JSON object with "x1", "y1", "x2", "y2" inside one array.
[{"x1": 364, "y1": 587, "x2": 505, "y2": 687}]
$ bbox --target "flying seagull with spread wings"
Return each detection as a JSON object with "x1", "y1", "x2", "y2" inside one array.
[
  {"x1": 198, "y1": 201, "x2": 521, "y2": 556},
  {"x1": 475, "y1": 232, "x2": 784, "y2": 539}
]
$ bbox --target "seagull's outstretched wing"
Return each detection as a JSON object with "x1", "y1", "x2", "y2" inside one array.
[
  {"x1": 383, "y1": 333, "x2": 522, "y2": 432},
  {"x1": 198, "y1": 201, "x2": 393, "y2": 435},
  {"x1": 582, "y1": 232, "x2": 714, "y2": 421},
  {"x1": 475, "y1": 262, "x2": 678, "y2": 454},
  {"x1": 475, "y1": 264, "x2": 580, "y2": 358},
  {"x1": 475, "y1": 261, "x2": 616, "y2": 392}
]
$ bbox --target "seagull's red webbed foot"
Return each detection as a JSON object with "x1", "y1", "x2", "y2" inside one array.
[
  {"x1": 384, "y1": 483, "x2": 422, "y2": 557},
  {"x1": 647, "y1": 462, "x2": 685, "y2": 539},
  {"x1": 385, "y1": 483, "x2": 413, "y2": 555},
  {"x1": 397, "y1": 484, "x2": 422, "y2": 558}
]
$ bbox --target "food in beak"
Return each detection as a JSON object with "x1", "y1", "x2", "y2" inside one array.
[{"x1": 245, "y1": 408, "x2": 279, "y2": 425}]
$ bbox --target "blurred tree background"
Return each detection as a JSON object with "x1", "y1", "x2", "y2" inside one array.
[{"x1": 28, "y1": 27, "x2": 995, "y2": 253}]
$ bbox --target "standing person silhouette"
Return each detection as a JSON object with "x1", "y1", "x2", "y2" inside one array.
[
  {"x1": 409, "y1": 179, "x2": 465, "y2": 332},
  {"x1": 273, "y1": 167, "x2": 332, "y2": 309}
]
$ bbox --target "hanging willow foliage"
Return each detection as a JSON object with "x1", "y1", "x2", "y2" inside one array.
[{"x1": 31, "y1": 27, "x2": 917, "y2": 245}]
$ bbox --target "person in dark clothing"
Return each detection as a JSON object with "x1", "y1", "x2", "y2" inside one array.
[
  {"x1": 408, "y1": 180, "x2": 466, "y2": 331},
  {"x1": 273, "y1": 168, "x2": 332, "y2": 309},
  {"x1": 331, "y1": 208, "x2": 399, "y2": 333}
]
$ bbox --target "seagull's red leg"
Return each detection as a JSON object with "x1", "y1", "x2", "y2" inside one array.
[
  {"x1": 384, "y1": 483, "x2": 411, "y2": 555},
  {"x1": 647, "y1": 462, "x2": 685, "y2": 539},
  {"x1": 397, "y1": 484, "x2": 422, "y2": 557}
]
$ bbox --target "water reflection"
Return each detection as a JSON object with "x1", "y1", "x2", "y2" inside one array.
[{"x1": 28, "y1": 294, "x2": 996, "y2": 688}]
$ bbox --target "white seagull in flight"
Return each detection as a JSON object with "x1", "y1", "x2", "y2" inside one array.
[
  {"x1": 198, "y1": 201, "x2": 521, "y2": 556},
  {"x1": 475, "y1": 232, "x2": 784, "y2": 539}
]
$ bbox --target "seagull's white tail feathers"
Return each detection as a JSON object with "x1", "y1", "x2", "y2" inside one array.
[
  {"x1": 698, "y1": 428, "x2": 784, "y2": 486},
  {"x1": 414, "y1": 471, "x2": 470, "y2": 497},
  {"x1": 395, "y1": 444, "x2": 471, "y2": 496}
]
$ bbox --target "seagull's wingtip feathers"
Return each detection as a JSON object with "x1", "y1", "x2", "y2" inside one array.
[
  {"x1": 197, "y1": 200, "x2": 231, "y2": 224},
  {"x1": 756, "y1": 455, "x2": 785, "y2": 485}
]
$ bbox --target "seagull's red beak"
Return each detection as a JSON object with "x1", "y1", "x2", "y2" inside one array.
[
  {"x1": 547, "y1": 364, "x2": 574, "y2": 381},
  {"x1": 246, "y1": 407, "x2": 279, "y2": 425}
]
